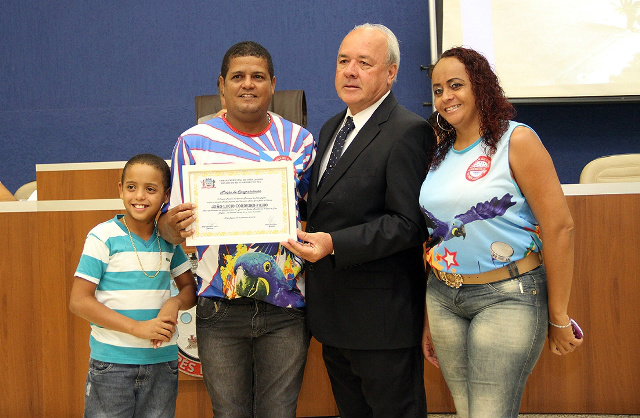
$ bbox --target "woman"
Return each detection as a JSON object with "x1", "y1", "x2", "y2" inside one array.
[{"x1": 419, "y1": 47, "x2": 583, "y2": 417}]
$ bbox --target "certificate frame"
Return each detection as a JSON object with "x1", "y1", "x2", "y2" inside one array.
[{"x1": 183, "y1": 161, "x2": 297, "y2": 246}]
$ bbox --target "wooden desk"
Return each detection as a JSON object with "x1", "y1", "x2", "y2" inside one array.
[
  {"x1": 0, "y1": 199, "x2": 339, "y2": 418},
  {"x1": 36, "y1": 162, "x2": 127, "y2": 200},
  {"x1": 2, "y1": 172, "x2": 639, "y2": 416},
  {"x1": 519, "y1": 184, "x2": 640, "y2": 413}
]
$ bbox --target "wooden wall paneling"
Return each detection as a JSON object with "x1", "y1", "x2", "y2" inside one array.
[
  {"x1": 3, "y1": 187, "x2": 639, "y2": 416},
  {"x1": 175, "y1": 379, "x2": 213, "y2": 418},
  {"x1": 569, "y1": 194, "x2": 640, "y2": 412},
  {"x1": 567, "y1": 194, "x2": 640, "y2": 413},
  {"x1": 296, "y1": 338, "x2": 339, "y2": 417},
  {"x1": 38, "y1": 209, "x2": 121, "y2": 417},
  {"x1": 424, "y1": 363, "x2": 455, "y2": 412},
  {"x1": 0, "y1": 209, "x2": 43, "y2": 418},
  {"x1": 520, "y1": 194, "x2": 640, "y2": 414},
  {"x1": 36, "y1": 169, "x2": 122, "y2": 201},
  {"x1": 38, "y1": 210, "x2": 69, "y2": 417}
]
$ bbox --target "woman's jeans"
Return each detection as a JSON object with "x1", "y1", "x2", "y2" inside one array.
[
  {"x1": 196, "y1": 296, "x2": 309, "y2": 418},
  {"x1": 84, "y1": 359, "x2": 178, "y2": 418},
  {"x1": 426, "y1": 265, "x2": 548, "y2": 418}
]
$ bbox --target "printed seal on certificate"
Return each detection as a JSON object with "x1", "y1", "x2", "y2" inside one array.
[{"x1": 182, "y1": 161, "x2": 297, "y2": 246}]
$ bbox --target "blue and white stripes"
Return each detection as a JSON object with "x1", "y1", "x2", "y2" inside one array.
[{"x1": 75, "y1": 215, "x2": 192, "y2": 365}]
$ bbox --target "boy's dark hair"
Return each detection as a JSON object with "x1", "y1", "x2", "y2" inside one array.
[
  {"x1": 121, "y1": 154, "x2": 171, "y2": 191},
  {"x1": 220, "y1": 41, "x2": 274, "y2": 80}
]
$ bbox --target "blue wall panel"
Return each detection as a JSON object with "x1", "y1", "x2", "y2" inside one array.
[
  {"x1": 1, "y1": 1, "x2": 432, "y2": 193},
  {"x1": 1, "y1": 1, "x2": 638, "y2": 194},
  {"x1": 514, "y1": 102, "x2": 639, "y2": 185}
]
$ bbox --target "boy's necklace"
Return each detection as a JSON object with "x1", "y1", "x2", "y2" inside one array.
[{"x1": 122, "y1": 216, "x2": 162, "y2": 278}]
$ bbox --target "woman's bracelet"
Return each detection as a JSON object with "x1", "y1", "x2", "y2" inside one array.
[{"x1": 548, "y1": 320, "x2": 572, "y2": 328}]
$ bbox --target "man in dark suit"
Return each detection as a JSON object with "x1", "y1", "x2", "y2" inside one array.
[{"x1": 283, "y1": 23, "x2": 435, "y2": 418}]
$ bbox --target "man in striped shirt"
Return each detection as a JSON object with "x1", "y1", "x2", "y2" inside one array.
[{"x1": 158, "y1": 41, "x2": 316, "y2": 418}]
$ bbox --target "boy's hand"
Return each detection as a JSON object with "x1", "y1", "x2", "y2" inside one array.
[
  {"x1": 151, "y1": 299, "x2": 182, "y2": 348},
  {"x1": 133, "y1": 317, "x2": 175, "y2": 342},
  {"x1": 158, "y1": 298, "x2": 181, "y2": 324},
  {"x1": 152, "y1": 315, "x2": 179, "y2": 348}
]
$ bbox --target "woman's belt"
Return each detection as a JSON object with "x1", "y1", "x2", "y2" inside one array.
[{"x1": 432, "y1": 252, "x2": 542, "y2": 289}]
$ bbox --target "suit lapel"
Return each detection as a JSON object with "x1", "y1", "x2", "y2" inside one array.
[
  {"x1": 315, "y1": 118, "x2": 380, "y2": 195},
  {"x1": 308, "y1": 112, "x2": 344, "y2": 212},
  {"x1": 318, "y1": 118, "x2": 343, "y2": 158},
  {"x1": 309, "y1": 93, "x2": 398, "y2": 215}
]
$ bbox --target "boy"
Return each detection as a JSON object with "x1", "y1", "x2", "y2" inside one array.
[{"x1": 70, "y1": 153, "x2": 196, "y2": 418}]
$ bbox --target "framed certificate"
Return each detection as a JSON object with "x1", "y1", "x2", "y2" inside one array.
[{"x1": 183, "y1": 161, "x2": 297, "y2": 246}]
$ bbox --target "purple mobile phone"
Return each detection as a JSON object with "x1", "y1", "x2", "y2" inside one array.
[{"x1": 570, "y1": 319, "x2": 583, "y2": 339}]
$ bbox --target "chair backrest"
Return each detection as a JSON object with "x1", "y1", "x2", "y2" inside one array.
[
  {"x1": 579, "y1": 154, "x2": 640, "y2": 183},
  {"x1": 195, "y1": 90, "x2": 307, "y2": 127},
  {"x1": 14, "y1": 180, "x2": 37, "y2": 200}
]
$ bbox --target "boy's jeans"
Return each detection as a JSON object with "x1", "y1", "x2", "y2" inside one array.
[
  {"x1": 84, "y1": 359, "x2": 178, "y2": 418},
  {"x1": 196, "y1": 296, "x2": 309, "y2": 418}
]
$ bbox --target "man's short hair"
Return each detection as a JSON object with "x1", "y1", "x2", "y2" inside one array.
[
  {"x1": 220, "y1": 41, "x2": 275, "y2": 80},
  {"x1": 351, "y1": 23, "x2": 400, "y2": 71}
]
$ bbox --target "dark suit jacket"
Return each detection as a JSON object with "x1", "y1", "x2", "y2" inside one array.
[{"x1": 305, "y1": 92, "x2": 435, "y2": 350}]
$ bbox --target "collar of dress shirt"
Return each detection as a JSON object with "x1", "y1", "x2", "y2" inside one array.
[
  {"x1": 318, "y1": 91, "x2": 391, "y2": 182},
  {"x1": 345, "y1": 90, "x2": 391, "y2": 135}
]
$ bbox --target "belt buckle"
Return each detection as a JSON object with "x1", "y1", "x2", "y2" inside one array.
[{"x1": 437, "y1": 270, "x2": 463, "y2": 288}]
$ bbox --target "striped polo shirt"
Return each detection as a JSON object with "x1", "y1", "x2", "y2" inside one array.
[{"x1": 75, "y1": 215, "x2": 192, "y2": 364}]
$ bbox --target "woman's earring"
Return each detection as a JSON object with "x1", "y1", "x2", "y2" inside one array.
[{"x1": 436, "y1": 112, "x2": 454, "y2": 132}]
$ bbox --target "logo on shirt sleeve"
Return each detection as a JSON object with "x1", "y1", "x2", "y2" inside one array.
[{"x1": 466, "y1": 156, "x2": 491, "y2": 181}]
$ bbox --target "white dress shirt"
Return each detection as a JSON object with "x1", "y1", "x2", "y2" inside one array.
[{"x1": 318, "y1": 91, "x2": 390, "y2": 182}]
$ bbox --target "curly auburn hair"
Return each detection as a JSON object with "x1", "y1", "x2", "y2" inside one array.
[{"x1": 428, "y1": 47, "x2": 515, "y2": 169}]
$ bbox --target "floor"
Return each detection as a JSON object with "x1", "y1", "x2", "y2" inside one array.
[
  {"x1": 318, "y1": 413, "x2": 640, "y2": 417},
  {"x1": 428, "y1": 415, "x2": 639, "y2": 418},
  {"x1": 317, "y1": 415, "x2": 639, "y2": 418}
]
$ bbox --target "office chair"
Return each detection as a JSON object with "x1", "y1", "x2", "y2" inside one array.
[
  {"x1": 195, "y1": 90, "x2": 308, "y2": 127},
  {"x1": 14, "y1": 180, "x2": 37, "y2": 200},
  {"x1": 579, "y1": 154, "x2": 640, "y2": 183}
]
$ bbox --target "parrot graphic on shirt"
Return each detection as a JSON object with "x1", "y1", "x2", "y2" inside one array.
[
  {"x1": 233, "y1": 252, "x2": 301, "y2": 307},
  {"x1": 421, "y1": 193, "x2": 516, "y2": 242}
]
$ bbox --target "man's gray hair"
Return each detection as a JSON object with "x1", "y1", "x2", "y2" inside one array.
[{"x1": 351, "y1": 23, "x2": 401, "y2": 71}]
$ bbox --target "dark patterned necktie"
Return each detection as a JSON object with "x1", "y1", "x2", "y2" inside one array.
[{"x1": 318, "y1": 116, "x2": 355, "y2": 188}]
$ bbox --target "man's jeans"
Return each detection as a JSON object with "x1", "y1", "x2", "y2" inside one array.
[
  {"x1": 196, "y1": 296, "x2": 309, "y2": 418},
  {"x1": 426, "y1": 265, "x2": 548, "y2": 418},
  {"x1": 83, "y1": 359, "x2": 178, "y2": 418}
]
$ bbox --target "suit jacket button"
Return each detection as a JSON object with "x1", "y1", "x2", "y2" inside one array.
[
  {"x1": 308, "y1": 226, "x2": 315, "y2": 232},
  {"x1": 307, "y1": 264, "x2": 315, "y2": 271}
]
